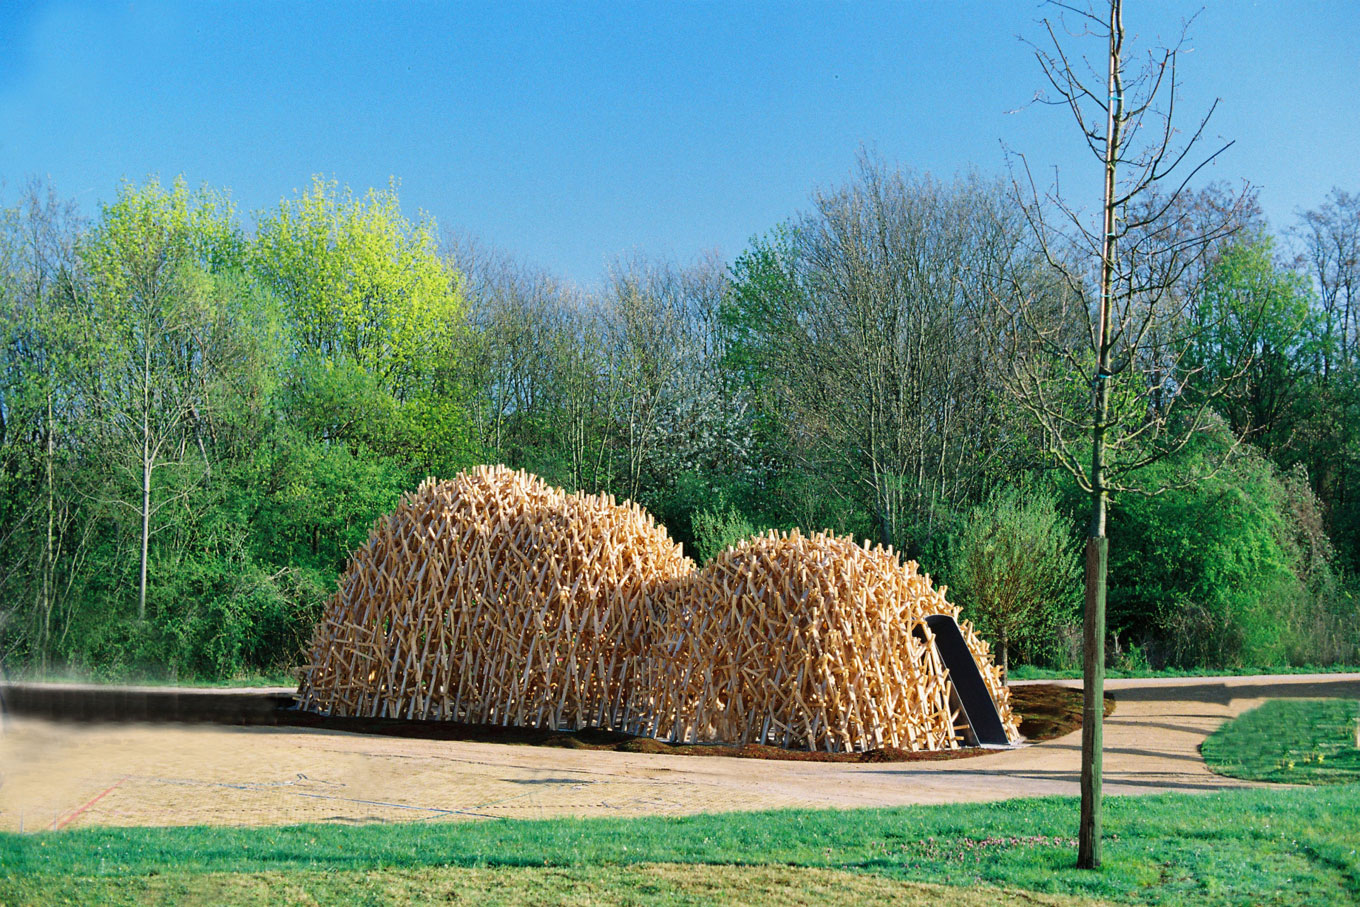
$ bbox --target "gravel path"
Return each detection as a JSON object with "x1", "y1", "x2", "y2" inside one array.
[{"x1": 2, "y1": 674, "x2": 1356, "y2": 831}]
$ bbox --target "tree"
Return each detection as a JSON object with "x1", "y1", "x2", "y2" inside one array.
[
  {"x1": 450, "y1": 235, "x2": 618, "y2": 491},
  {"x1": 726, "y1": 160, "x2": 1031, "y2": 550},
  {"x1": 253, "y1": 178, "x2": 473, "y2": 476},
  {"x1": 1298, "y1": 189, "x2": 1360, "y2": 376},
  {"x1": 1104, "y1": 425, "x2": 1340, "y2": 670},
  {"x1": 1006, "y1": 0, "x2": 1253, "y2": 868},
  {"x1": 253, "y1": 177, "x2": 464, "y2": 399},
  {"x1": 949, "y1": 486, "x2": 1080, "y2": 672},
  {"x1": 631, "y1": 253, "x2": 750, "y2": 503},
  {"x1": 81, "y1": 178, "x2": 244, "y2": 622},
  {"x1": 0, "y1": 180, "x2": 90, "y2": 666},
  {"x1": 1190, "y1": 237, "x2": 1317, "y2": 453},
  {"x1": 603, "y1": 254, "x2": 693, "y2": 501}
]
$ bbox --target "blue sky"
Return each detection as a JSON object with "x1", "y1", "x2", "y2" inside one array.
[{"x1": 1, "y1": 1, "x2": 1356, "y2": 286}]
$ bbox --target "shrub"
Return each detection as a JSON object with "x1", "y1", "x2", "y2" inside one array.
[
  {"x1": 690, "y1": 505, "x2": 757, "y2": 564},
  {"x1": 1109, "y1": 428, "x2": 1360, "y2": 668},
  {"x1": 947, "y1": 485, "x2": 1081, "y2": 671}
]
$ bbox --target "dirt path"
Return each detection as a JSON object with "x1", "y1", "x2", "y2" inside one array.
[{"x1": 2, "y1": 674, "x2": 1356, "y2": 831}]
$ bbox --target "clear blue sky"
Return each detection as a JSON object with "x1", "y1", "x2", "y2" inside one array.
[{"x1": 2, "y1": 1, "x2": 1356, "y2": 286}]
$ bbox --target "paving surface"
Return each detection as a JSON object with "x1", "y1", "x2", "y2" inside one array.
[{"x1": 1, "y1": 674, "x2": 1357, "y2": 831}]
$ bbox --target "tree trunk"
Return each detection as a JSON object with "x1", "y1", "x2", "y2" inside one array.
[
  {"x1": 1078, "y1": 0, "x2": 1122, "y2": 871},
  {"x1": 41, "y1": 392, "x2": 55, "y2": 670},
  {"x1": 1078, "y1": 530, "x2": 1107, "y2": 867},
  {"x1": 139, "y1": 343, "x2": 151, "y2": 622}
]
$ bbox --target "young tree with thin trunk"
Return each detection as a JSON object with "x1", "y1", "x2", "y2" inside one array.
[
  {"x1": 1003, "y1": 1, "x2": 1256, "y2": 868},
  {"x1": 950, "y1": 486, "x2": 1081, "y2": 673},
  {"x1": 82, "y1": 178, "x2": 242, "y2": 622}
]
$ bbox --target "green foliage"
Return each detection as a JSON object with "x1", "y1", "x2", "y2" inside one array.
[
  {"x1": 82, "y1": 176, "x2": 244, "y2": 287},
  {"x1": 722, "y1": 168, "x2": 1030, "y2": 550},
  {"x1": 0, "y1": 176, "x2": 455, "y2": 679},
  {"x1": 279, "y1": 352, "x2": 403, "y2": 449},
  {"x1": 3, "y1": 170, "x2": 1359, "y2": 680},
  {"x1": 229, "y1": 428, "x2": 415, "y2": 576},
  {"x1": 1288, "y1": 364, "x2": 1360, "y2": 575},
  {"x1": 253, "y1": 177, "x2": 478, "y2": 475},
  {"x1": 722, "y1": 226, "x2": 804, "y2": 397},
  {"x1": 636, "y1": 469, "x2": 764, "y2": 563},
  {"x1": 63, "y1": 550, "x2": 327, "y2": 682},
  {"x1": 252, "y1": 177, "x2": 463, "y2": 398},
  {"x1": 1107, "y1": 424, "x2": 1359, "y2": 668},
  {"x1": 690, "y1": 505, "x2": 757, "y2": 564},
  {"x1": 36, "y1": 426, "x2": 412, "y2": 680},
  {"x1": 947, "y1": 486, "x2": 1082, "y2": 670},
  {"x1": 1191, "y1": 236, "x2": 1318, "y2": 451}
]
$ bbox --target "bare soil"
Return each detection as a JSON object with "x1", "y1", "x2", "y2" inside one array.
[{"x1": 2, "y1": 674, "x2": 1355, "y2": 832}]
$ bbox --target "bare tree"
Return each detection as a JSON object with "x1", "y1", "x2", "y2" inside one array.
[
  {"x1": 643, "y1": 252, "x2": 751, "y2": 492},
  {"x1": 1005, "y1": 0, "x2": 1253, "y2": 868},
  {"x1": 0, "y1": 180, "x2": 91, "y2": 667},
  {"x1": 1298, "y1": 189, "x2": 1360, "y2": 375},
  {"x1": 451, "y1": 236, "x2": 620, "y2": 491},
  {"x1": 731, "y1": 157, "x2": 1030, "y2": 547},
  {"x1": 604, "y1": 254, "x2": 695, "y2": 501}
]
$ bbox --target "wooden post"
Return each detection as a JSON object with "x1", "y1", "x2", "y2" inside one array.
[{"x1": 1079, "y1": 536, "x2": 1108, "y2": 868}]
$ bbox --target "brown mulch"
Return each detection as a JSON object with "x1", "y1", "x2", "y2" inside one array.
[{"x1": 278, "y1": 683, "x2": 1112, "y2": 763}]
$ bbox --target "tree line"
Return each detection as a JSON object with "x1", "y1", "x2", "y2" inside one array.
[{"x1": 1, "y1": 166, "x2": 1356, "y2": 680}]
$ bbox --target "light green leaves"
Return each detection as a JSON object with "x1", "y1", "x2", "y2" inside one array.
[{"x1": 253, "y1": 177, "x2": 465, "y2": 400}]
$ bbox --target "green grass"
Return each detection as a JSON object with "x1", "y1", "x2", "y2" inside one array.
[
  {"x1": 1, "y1": 670, "x2": 296, "y2": 689},
  {"x1": 1007, "y1": 664, "x2": 1360, "y2": 681},
  {"x1": 3, "y1": 785, "x2": 1358, "y2": 905},
  {"x1": 0, "y1": 864, "x2": 1099, "y2": 906},
  {"x1": 1202, "y1": 698, "x2": 1360, "y2": 785}
]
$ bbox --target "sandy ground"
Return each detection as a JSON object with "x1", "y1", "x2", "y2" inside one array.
[{"x1": 1, "y1": 674, "x2": 1356, "y2": 832}]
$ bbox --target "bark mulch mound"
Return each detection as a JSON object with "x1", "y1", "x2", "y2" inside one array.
[
  {"x1": 4, "y1": 681, "x2": 1110, "y2": 763},
  {"x1": 280, "y1": 683, "x2": 1111, "y2": 763}
]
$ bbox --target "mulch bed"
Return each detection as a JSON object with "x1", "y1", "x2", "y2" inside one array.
[
  {"x1": 5, "y1": 680, "x2": 1113, "y2": 763},
  {"x1": 280, "y1": 683, "x2": 1114, "y2": 763}
]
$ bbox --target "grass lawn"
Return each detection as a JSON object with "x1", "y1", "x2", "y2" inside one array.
[
  {"x1": 1, "y1": 671, "x2": 296, "y2": 689},
  {"x1": 1007, "y1": 664, "x2": 1360, "y2": 681},
  {"x1": 3, "y1": 785, "x2": 1358, "y2": 906},
  {"x1": 1202, "y1": 698, "x2": 1360, "y2": 785},
  {"x1": 0, "y1": 864, "x2": 1098, "y2": 906}
]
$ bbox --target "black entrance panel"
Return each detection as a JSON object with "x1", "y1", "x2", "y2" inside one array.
[{"x1": 922, "y1": 614, "x2": 1011, "y2": 746}]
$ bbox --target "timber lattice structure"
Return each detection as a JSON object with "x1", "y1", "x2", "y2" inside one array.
[{"x1": 298, "y1": 465, "x2": 1018, "y2": 752}]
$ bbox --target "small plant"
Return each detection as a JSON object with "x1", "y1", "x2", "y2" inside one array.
[
  {"x1": 690, "y1": 504, "x2": 757, "y2": 564},
  {"x1": 1111, "y1": 639, "x2": 1151, "y2": 673}
]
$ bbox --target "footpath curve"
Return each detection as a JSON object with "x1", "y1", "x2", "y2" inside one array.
[{"x1": 1, "y1": 673, "x2": 1356, "y2": 830}]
